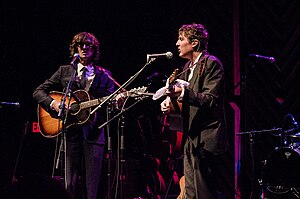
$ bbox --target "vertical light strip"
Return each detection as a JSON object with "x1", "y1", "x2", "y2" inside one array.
[
  {"x1": 230, "y1": 102, "x2": 241, "y2": 199},
  {"x1": 233, "y1": 0, "x2": 241, "y2": 198}
]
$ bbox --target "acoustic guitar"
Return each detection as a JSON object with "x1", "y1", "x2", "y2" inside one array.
[
  {"x1": 37, "y1": 87, "x2": 147, "y2": 138},
  {"x1": 177, "y1": 175, "x2": 185, "y2": 199},
  {"x1": 160, "y1": 69, "x2": 186, "y2": 159},
  {"x1": 167, "y1": 68, "x2": 182, "y2": 113}
]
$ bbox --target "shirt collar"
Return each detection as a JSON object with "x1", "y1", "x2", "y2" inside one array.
[
  {"x1": 189, "y1": 52, "x2": 202, "y2": 70},
  {"x1": 77, "y1": 63, "x2": 94, "y2": 73},
  {"x1": 193, "y1": 52, "x2": 202, "y2": 64}
]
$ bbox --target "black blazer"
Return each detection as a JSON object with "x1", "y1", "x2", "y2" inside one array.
[
  {"x1": 180, "y1": 53, "x2": 228, "y2": 155},
  {"x1": 33, "y1": 64, "x2": 115, "y2": 144}
]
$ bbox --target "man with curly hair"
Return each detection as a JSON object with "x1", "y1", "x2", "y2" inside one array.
[{"x1": 33, "y1": 32, "x2": 114, "y2": 199}]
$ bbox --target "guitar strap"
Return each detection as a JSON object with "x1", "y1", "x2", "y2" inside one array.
[
  {"x1": 178, "y1": 51, "x2": 209, "y2": 80},
  {"x1": 197, "y1": 51, "x2": 210, "y2": 77}
]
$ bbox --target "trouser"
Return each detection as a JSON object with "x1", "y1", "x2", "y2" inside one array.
[
  {"x1": 183, "y1": 137, "x2": 232, "y2": 199},
  {"x1": 65, "y1": 130, "x2": 104, "y2": 199}
]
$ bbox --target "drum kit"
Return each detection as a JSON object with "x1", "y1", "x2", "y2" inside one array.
[{"x1": 238, "y1": 114, "x2": 300, "y2": 199}]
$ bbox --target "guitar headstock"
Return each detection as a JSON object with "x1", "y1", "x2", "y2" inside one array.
[
  {"x1": 124, "y1": 86, "x2": 148, "y2": 97},
  {"x1": 114, "y1": 86, "x2": 149, "y2": 110},
  {"x1": 169, "y1": 68, "x2": 179, "y2": 84}
]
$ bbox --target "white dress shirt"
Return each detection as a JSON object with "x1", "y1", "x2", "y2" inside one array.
[{"x1": 77, "y1": 63, "x2": 95, "y2": 91}]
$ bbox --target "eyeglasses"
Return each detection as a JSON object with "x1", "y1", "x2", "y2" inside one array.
[{"x1": 77, "y1": 42, "x2": 93, "y2": 49}]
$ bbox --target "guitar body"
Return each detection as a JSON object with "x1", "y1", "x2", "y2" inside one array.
[
  {"x1": 38, "y1": 90, "x2": 92, "y2": 138},
  {"x1": 177, "y1": 175, "x2": 185, "y2": 199}
]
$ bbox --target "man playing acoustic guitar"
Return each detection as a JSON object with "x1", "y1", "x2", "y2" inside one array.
[
  {"x1": 160, "y1": 23, "x2": 232, "y2": 199},
  {"x1": 33, "y1": 32, "x2": 114, "y2": 199}
]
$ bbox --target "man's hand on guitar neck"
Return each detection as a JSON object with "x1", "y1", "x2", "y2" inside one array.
[
  {"x1": 167, "y1": 85, "x2": 183, "y2": 98},
  {"x1": 113, "y1": 92, "x2": 127, "y2": 110},
  {"x1": 161, "y1": 78, "x2": 189, "y2": 114},
  {"x1": 166, "y1": 79, "x2": 189, "y2": 99}
]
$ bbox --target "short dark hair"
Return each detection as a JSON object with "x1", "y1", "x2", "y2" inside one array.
[
  {"x1": 178, "y1": 23, "x2": 209, "y2": 51},
  {"x1": 69, "y1": 32, "x2": 100, "y2": 63}
]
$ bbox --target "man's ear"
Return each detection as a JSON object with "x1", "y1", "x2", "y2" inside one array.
[
  {"x1": 192, "y1": 39, "x2": 201, "y2": 51},
  {"x1": 192, "y1": 39, "x2": 199, "y2": 47}
]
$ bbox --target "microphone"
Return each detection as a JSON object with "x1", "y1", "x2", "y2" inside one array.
[
  {"x1": 70, "y1": 53, "x2": 80, "y2": 65},
  {"x1": 249, "y1": 54, "x2": 275, "y2": 63},
  {"x1": 0, "y1": 101, "x2": 20, "y2": 108},
  {"x1": 147, "y1": 52, "x2": 173, "y2": 62}
]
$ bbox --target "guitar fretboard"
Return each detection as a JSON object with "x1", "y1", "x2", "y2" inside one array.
[{"x1": 80, "y1": 98, "x2": 102, "y2": 109}]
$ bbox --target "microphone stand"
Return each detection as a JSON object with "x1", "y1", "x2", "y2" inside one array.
[
  {"x1": 237, "y1": 127, "x2": 282, "y2": 198},
  {"x1": 109, "y1": 96, "x2": 149, "y2": 199},
  {"x1": 11, "y1": 120, "x2": 29, "y2": 184},
  {"x1": 119, "y1": 114, "x2": 125, "y2": 199},
  {"x1": 93, "y1": 58, "x2": 157, "y2": 199},
  {"x1": 106, "y1": 102, "x2": 113, "y2": 199},
  {"x1": 53, "y1": 63, "x2": 77, "y2": 190},
  {"x1": 98, "y1": 69, "x2": 126, "y2": 199}
]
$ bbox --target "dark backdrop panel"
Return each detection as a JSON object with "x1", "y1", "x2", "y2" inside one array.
[{"x1": 240, "y1": 0, "x2": 300, "y2": 198}]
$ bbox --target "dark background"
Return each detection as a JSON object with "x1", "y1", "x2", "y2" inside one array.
[{"x1": 1, "y1": 0, "x2": 299, "y2": 198}]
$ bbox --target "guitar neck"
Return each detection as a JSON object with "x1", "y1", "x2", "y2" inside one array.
[
  {"x1": 80, "y1": 97, "x2": 105, "y2": 110},
  {"x1": 79, "y1": 86, "x2": 148, "y2": 110}
]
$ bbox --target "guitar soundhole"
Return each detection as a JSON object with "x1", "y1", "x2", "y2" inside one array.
[{"x1": 69, "y1": 103, "x2": 80, "y2": 113}]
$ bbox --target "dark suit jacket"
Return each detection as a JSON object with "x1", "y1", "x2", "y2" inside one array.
[
  {"x1": 180, "y1": 52, "x2": 228, "y2": 155},
  {"x1": 33, "y1": 64, "x2": 115, "y2": 144}
]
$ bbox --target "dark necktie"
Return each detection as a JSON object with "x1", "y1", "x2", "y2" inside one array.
[{"x1": 80, "y1": 68, "x2": 87, "y2": 89}]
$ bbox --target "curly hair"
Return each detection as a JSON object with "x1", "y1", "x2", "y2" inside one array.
[
  {"x1": 69, "y1": 32, "x2": 100, "y2": 63},
  {"x1": 178, "y1": 23, "x2": 209, "y2": 51}
]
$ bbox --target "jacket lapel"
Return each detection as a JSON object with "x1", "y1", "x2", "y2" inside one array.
[
  {"x1": 88, "y1": 66, "x2": 102, "y2": 93},
  {"x1": 189, "y1": 63, "x2": 199, "y2": 90},
  {"x1": 188, "y1": 52, "x2": 210, "y2": 90}
]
